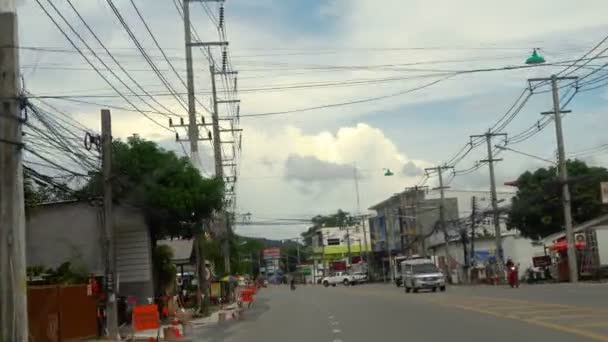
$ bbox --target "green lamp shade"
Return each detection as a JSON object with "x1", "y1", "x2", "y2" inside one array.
[
  {"x1": 384, "y1": 168, "x2": 394, "y2": 176},
  {"x1": 526, "y1": 49, "x2": 546, "y2": 65}
]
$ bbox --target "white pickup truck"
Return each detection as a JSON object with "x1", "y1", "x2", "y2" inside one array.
[{"x1": 321, "y1": 272, "x2": 367, "y2": 287}]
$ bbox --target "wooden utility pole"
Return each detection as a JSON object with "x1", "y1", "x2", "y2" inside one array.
[
  {"x1": 0, "y1": 9, "x2": 28, "y2": 341},
  {"x1": 101, "y1": 109, "x2": 118, "y2": 338}
]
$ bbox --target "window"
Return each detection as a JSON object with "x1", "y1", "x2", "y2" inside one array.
[{"x1": 327, "y1": 238, "x2": 340, "y2": 246}]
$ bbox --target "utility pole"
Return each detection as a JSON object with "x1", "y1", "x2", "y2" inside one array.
[
  {"x1": 210, "y1": 65, "x2": 229, "y2": 274},
  {"x1": 353, "y1": 163, "x2": 371, "y2": 274},
  {"x1": 471, "y1": 131, "x2": 507, "y2": 282},
  {"x1": 470, "y1": 196, "x2": 478, "y2": 269},
  {"x1": 345, "y1": 226, "x2": 352, "y2": 265},
  {"x1": 425, "y1": 166, "x2": 454, "y2": 282},
  {"x1": 385, "y1": 207, "x2": 395, "y2": 282},
  {"x1": 0, "y1": 8, "x2": 28, "y2": 341},
  {"x1": 403, "y1": 186, "x2": 428, "y2": 256},
  {"x1": 101, "y1": 109, "x2": 118, "y2": 339},
  {"x1": 530, "y1": 75, "x2": 579, "y2": 283}
]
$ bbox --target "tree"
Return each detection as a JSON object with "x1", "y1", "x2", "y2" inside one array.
[
  {"x1": 508, "y1": 159, "x2": 608, "y2": 239},
  {"x1": 79, "y1": 136, "x2": 224, "y2": 244},
  {"x1": 310, "y1": 209, "x2": 357, "y2": 228}
]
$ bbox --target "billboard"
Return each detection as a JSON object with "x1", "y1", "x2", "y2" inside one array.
[{"x1": 263, "y1": 247, "x2": 281, "y2": 260}]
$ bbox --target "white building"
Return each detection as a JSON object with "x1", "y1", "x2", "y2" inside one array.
[{"x1": 429, "y1": 217, "x2": 545, "y2": 282}]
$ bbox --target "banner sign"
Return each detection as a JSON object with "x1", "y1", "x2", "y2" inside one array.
[{"x1": 263, "y1": 248, "x2": 281, "y2": 260}]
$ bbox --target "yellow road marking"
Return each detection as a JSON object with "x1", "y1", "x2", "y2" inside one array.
[
  {"x1": 531, "y1": 313, "x2": 602, "y2": 321},
  {"x1": 441, "y1": 302, "x2": 608, "y2": 342},
  {"x1": 576, "y1": 321, "x2": 608, "y2": 328}
]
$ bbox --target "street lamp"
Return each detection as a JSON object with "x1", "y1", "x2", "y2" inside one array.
[
  {"x1": 495, "y1": 145, "x2": 556, "y2": 165},
  {"x1": 526, "y1": 48, "x2": 546, "y2": 65}
]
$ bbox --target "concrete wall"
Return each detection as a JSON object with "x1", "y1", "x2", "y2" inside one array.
[
  {"x1": 26, "y1": 201, "x2": 154, "y2": 301},
  {"x1": 595, "y1": 227, "x2": 608, "y2": 266},
  {"x1": 27, "y1": 201, "x2": 104, "y2": 275}
]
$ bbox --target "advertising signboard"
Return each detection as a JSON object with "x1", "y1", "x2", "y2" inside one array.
[{"x1": 263, "y1": 247, "x2": 281, "y2": 260}]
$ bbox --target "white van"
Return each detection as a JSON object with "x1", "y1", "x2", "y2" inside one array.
[{"x1": 401, "y1": 258, "x2": 446, "y2": 293}]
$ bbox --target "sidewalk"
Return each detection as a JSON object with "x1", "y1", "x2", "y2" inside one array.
[{"x1": 84, "y1": 305, "x2": 244, "y2": 341}]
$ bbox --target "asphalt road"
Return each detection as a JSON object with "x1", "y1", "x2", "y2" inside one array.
[{"x1": 194, "y1": 283, "x2": 608, "y2": 342}]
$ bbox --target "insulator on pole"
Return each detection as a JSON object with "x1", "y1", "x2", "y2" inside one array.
[
  {"x1": 180, "y1": 117, "x2": 184, "y2": 125},
  {"x1": 175, "y1": 132, "x2": 179, "y2": 141},
  {"x1": 219, "y1": 6, "x2": 225, "y2": 29},
  {"x1": 201, "y1": 116, "x2": 205, "y2": 124},
  {"x1": 222, "y1": 49, "x2": 227, "y2": 72},
  {"x1": 234, "y1": 77, "x2": 238, "y2": 92},
  {"x1": 169, "y1": 118, "x2": 173, "y2": 126}
]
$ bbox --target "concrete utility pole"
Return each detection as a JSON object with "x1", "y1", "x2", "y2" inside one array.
[
  {"x1": 101, "y1": 109, "x2": 118, "y2": 339},
  {"x1": 470, "y1": 196, "x2": 478, "y2": 268},
  {"x1": 471, "y1": 131, "x2": 507, "y2": 281},
  {"x1": 425, "y1": 166, "x2": 454, "y2": 281},
  {"x1": 530, "y1": 75, "x2": 579, "y2": 283},
  {"x1": 182, "y1": 0, "x2": 200, "y2": 166},
  {"x1": 0, "y1": 9, "x2": 28, "y2": 341},
  {"x1": 403, "y1": 186, "x2": 428, "y2": 256},
  {"x1": 385, "y1": 207, "x2": 395, "y2": 282}
]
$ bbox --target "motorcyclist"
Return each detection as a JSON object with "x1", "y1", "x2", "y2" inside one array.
[
  {"x1": 290, "y1": 277, "x2": 296, "y2": 291},
  {"x1": 506, "y1": 258, "x2": 515, "y2": 269}
]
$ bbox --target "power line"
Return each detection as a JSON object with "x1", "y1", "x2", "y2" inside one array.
[
  {"x1": 65, "y1": 0, "x2": 182, "y2": 117},
  {"x1": 33, "y1": 0, "x2": 174, "y2": 132}
]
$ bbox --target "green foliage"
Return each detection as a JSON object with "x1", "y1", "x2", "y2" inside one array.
[
  {"x1": 508, "y1": 160, "x2": 608, "y2": 238},
  {"x1": 79, "y1": 136, "x2": 224, "y2": 242},
  {"x1": 153, "y1": 245, "x2": 177, "y2": 294},
  {"x1": 27, "y1": 262, "x2": 88, "y2": 284},
  {"x1": 310, "y1": 209, "x2": 357, "y2": 228},
  {"x1": 24, "y1": 173, "x2": 73, "y2": 207}
]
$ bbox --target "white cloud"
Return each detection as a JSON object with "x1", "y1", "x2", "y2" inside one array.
[{"x1": 15, "y1": 0, "x2": 608, "y2": 239}]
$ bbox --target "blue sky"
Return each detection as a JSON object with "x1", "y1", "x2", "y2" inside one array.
[{"x1": 14, "y1": 0, "x2": 608, "y2": 238}]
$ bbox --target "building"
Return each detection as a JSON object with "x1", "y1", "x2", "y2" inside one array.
[
  {"x1": 368, "y1": 189, "x2": 458, "y2": 279},
  {"x1": 542, "y1": 213, "x2": 608, "y2": 280},
  {"x1": 302, "y1": 224, "x2": 371, "y2": 281},
  {"x1": 26, "y1": 200, "x2": 154, "y2": 302},
  {"x1": 429, "y1": 216, "x2": 545, "y2": 282}
]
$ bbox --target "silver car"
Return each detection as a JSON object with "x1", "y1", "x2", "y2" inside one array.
[{"x1": 402, "y1": 261, "x2": 446, "y2": 293}]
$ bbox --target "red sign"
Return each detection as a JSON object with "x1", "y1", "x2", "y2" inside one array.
[
  {"x1": 532, "y1": 255, "x2": 552, "y2": 268},
  {"x1": 263, "y1": 248, "x2": 280, "y2": 260},
  {"x1": 132, "y1": 304, "x2": 160, "y2": 331}
]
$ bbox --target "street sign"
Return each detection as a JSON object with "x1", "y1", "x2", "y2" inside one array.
[{"x1": 601, "y1": 182, "x2": 608, "y2": 204}]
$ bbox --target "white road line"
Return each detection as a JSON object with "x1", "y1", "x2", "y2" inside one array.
[
  {"x1": 332, "y1": 329, "x2": 342, "y2": 333},
  {"x1": 333, "y1": 339, "x2": 343, "y2": 342}
]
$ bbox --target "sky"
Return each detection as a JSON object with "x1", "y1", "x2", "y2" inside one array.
[{"x1": 12, "y1": 0, "x2": 608, "y2": 239}]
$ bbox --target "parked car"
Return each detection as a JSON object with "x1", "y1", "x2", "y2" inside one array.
[
  {"x1": 321, "y1": 271, "x2": 366, "y2": 287},
  {"x1": 401, "y1": 258, "x2": 446, "y2": 293}
]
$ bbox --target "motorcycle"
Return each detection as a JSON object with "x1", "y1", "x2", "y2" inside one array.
[{"x1": 507, "y1": 265, "x2": 519, "y2": 288}]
